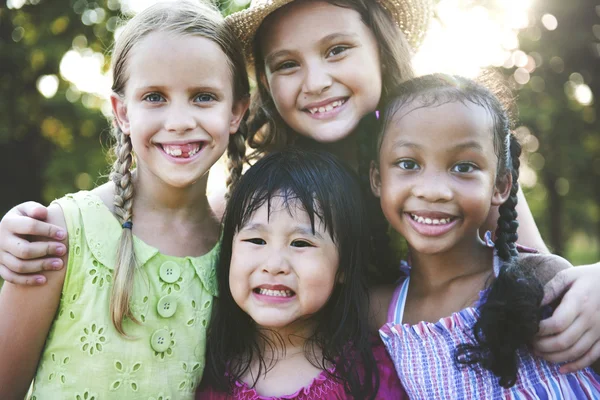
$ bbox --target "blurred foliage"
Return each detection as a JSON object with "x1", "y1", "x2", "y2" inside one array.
[
  {"x1": 507, "y1": 0, "x2": 600, "y2": 262},
  {"x1": 0, "y1": 0, "x2": 598, "y2": 264}
]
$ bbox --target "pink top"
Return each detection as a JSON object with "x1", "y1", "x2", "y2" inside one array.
[{"x1": 196, "y1": 339, "x2": 406, "y2": 399}]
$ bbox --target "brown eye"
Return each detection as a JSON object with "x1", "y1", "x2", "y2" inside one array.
[
  {"x1": 244, "y1": 238, "x2": 266, "y2": 245},
  {"x1": 397, "y1": 160, "x2": 419, "y2": 170},
  {"x1": 291, "y1": 240, "x2": 313, "y2": 248}
]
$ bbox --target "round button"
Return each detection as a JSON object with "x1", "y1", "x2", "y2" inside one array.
[
  {"x1": 159, "y1": 261, "x2": 181, "y2": 283},
  {"x1": 150, "y1": 329, "x2": 170, "y2": 352},
  {"x1": 157, "y1": 295, "x2": 178, "y2": 318}
]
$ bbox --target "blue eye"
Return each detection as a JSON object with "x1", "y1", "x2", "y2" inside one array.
[
  {"x1": 195, "y1": 93, "x2": 215, "y2": 102},
  {"x1": 144, "y1": 93, "x2": 165, "y2": 103},
  {"x1": 452, "y1": 163, "x2": 477, "y2": 173},
  {"x1": 397, "y1": 160, "x2": 420, "y2": 170}
]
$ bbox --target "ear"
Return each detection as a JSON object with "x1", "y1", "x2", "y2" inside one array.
[
  {"x1": 491, "y1": 172, "x2": 513, "y2": 206},
  {"x1": 111, "y1": 94, "x2": 130, "y2": 134},
  {"x1": 229, "y1": 96, "x2": 250, "y2": 134},
  {"x1": 370, "y1": 160, "x2": 382, "y2": 198}
]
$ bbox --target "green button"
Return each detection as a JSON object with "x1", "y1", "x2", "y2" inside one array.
[
  {"x1": 159, "y1": 261, "x2": 181, "y2": 283},
  {"x1": 157, "y1": 295, "x2": 177, "y2": 318},
  {"x1": 150, "y1": 329, "x2": 170, "y2": 352}
]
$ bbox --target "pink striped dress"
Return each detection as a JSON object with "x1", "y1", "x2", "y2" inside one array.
[{"x1": 380, "y1": 249, "x2": 600, "y2": 399}]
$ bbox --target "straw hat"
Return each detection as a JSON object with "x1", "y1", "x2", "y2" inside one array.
[{"x1": 226, "y1": 0, "x2": 433, "y2": 62}]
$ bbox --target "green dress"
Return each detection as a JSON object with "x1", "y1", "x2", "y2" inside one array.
[{"x1": 30, "y1": 191, "x2": 219, "y2": 400}]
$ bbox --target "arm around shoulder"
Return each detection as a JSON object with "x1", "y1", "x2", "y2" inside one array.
[{"x1": 0, "y1": 204, "x2": 68, "y2": 399}]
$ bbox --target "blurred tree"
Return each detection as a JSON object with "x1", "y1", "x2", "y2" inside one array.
[
  {"x1": 509, "y1": 0, "x2": 600, "y2": 260},
  {"x1": 0, "y1": 0, "x2": 121, "y2": 216}
]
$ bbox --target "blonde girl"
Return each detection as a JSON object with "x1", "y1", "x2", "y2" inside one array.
[{"x1": 0, "y1": 1, "x2": 248, "y2": 399}]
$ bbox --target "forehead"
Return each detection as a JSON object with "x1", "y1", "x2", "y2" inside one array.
[
  {"x1": 384, "y1": 101, "x2": 495, "y2": 148},
  {"x1": 125, "y1": 31, "x2": 233, "y2": 91},
  {"x1": 259, "y1": 1, "x2": 369, "y2": 53}
]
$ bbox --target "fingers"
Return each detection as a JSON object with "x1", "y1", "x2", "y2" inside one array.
[
  {"x1": 559, "y1": 342, "x2": 600, "y2": 374},
  {"x1": 14, "y1": 201, "x2": 49, "y2": 220},
  {"x1": 0, "y1": 250, "x2": 64, "y2": 274},
  {"x1": 2, "y1": 235, "x2": 66, "y2": 261},
  {"x1": 533, "y1": 317, "x2": 589, "y2": 361},
  {"x1": 2, "y1": 213, "x2": 66, "y2": 241},
  {"x1": 0, "y1": 264, "x2": 46, "y2": 285},
  {"x1": 542, "y1": 268, "x2": 579, "y2": 305},
  {"x1": 538, "y1": 289, "x2": 579, "y2": 336}
]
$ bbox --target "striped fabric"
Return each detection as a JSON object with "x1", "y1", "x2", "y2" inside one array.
[{"x1": 380, "y1": 250, "x2": 600, "y2": 399}]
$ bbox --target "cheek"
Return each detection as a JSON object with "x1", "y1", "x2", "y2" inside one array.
[{"x1": 269, "y1": 76, "x2": 297, "y2": 110}]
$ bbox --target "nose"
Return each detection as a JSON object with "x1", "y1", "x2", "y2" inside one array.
[
  {"x1": 164, "y1": 103, "x2": 196, "y2": 134},
  {"x1": 411, "y1": 171, "x2": 454, "y2": 203},
  {"x1": 262, "y1": 248, "x2": 291, "y2": 276},
  {"x1": 302, "y1": 60, "x2": 332, "y2": 96}
]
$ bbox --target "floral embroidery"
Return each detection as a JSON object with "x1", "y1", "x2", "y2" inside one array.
[
  {"x1": 110, "y1": 360, "x2": 142, "y2": 392},
  {"x1": 131, "y1": 295, "x2": 150, "y2": 323},
  {"x1": 178, "y1": 362, "x2": 202, "y2": 392},
  {"x1": 46, "y1": 353, "x2": 70, "y2": 385},
  {"x1": 161, "y1": 276, "x2": 183, "y2": 294},
  {"x1": 75, "y1": 389, "x2": 97, "y2": 400},
  {"x1": 58, "y1": 292, "x2": 80, "y2": 321},
  {"x1": 80, "y1": 323, "x2": 106, "y2": 356},
  {"x1": 186, "y1": 298, "x2": 211, "y2": 327},
  {"x1": 88, "y1": 258, "x2": 112, "y2": 288}
]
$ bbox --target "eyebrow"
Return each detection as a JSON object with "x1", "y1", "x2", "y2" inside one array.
[
  {"x1": 240, "y1": 222, "x2": 324, "y2": 239},
  {"x1": 391, "y1": 140, "x2": 485, "y2": 152},
  {"x1": 264, "y1": 32, "x2": 359, "y2": 66}
]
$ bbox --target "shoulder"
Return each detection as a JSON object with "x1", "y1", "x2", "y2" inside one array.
[
  {"x1": 91, "y1": 182, "x2": 116, "y2": 213},
  {"x1": 518, "y1": 253, "x2": 572, "y2": 285}
]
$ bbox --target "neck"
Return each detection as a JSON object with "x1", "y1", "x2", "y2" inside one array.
[
  {"x1": 125, "y1": 169, "x2": 219, "y2": 257},
  {"x1": 132, "y1": 168, "x2": 211, "y2": 217},
  {"x1": 298, "y1": 133, "x2": 359, "y2": 171},
  {"x1": 408, "y1": 235, "x2": 493, "y2": 295},
  {"x1": 257, "y1": 319, "x2": 317, "y2": 361}
]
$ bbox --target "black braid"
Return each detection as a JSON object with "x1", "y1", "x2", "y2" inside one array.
[
  {"x1": 455, "y1": 134, "x2": 544, "y2": 388},
  {"x1": 356, "y1": 112, "x2": 398, "y2": 285},
  {"x1": 494, "y1": 135, "x2": 521, "y2": 261}
]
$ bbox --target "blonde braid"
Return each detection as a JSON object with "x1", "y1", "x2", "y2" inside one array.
[
  {"x1": 109, "y1": 126, "x2": 139, "y2": 336},
  {"x1": 225, "y1": 128, "x2": 246, "y2": 199}
]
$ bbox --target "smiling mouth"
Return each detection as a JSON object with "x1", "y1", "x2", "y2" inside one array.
[
  {"x1": 253, "y1": 288, "x2": 295, "y2": 297},
  {"x1": 160, "y1": 142, "x2": 204, "y2": 158},
  {"x1": 305, "y1": 98, "x2": 347, "y2": 115},
  {"x1": 409, "y1": 213, "x2": 456, "y2": 225}
]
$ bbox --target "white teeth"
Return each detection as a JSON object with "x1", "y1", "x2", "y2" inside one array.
[
  {"x1": 411, "y1": 214, "x2": 453, "y2": 225},
  {"x1": 308, "y1": 99, "x2": 346, "y2": 114},
  {"x1": 258, "y1": 288, "x2": 293, "y2": 297},
  {"x1": 163, "y1": 144, "x2": 201, "y2": 158},
  {"x1": 165, "y1": 147, "x2": 182, "y2": 156}
]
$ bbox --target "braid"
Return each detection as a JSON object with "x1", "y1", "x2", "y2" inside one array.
[
  {"x1": 109, "y1": 127, "x2": 139, "y2": 336},
  {"x1": 356, "y1": 113, "x2": 397, "y2": 285},
  {"x1": 455, "y1": 133, "x2": 544, "y2": 388},
  {"x1": 111, "y1": 128, "x2": 134, "y2": 225},
  {"x1": 494, "y1": 134, "x2": 521, "y2": 261},
  {"x1": 225, "y1": 128, "x2": 247, "y2": 200}
]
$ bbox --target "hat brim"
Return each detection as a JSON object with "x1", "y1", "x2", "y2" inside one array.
[{"x1": 225, "y1": 0, "x2": 433, "y2": 66}]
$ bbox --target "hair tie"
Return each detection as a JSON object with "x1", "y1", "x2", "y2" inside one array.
[{"x1": 122, "y1": 221, "x2": 133, "y2": 229}]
